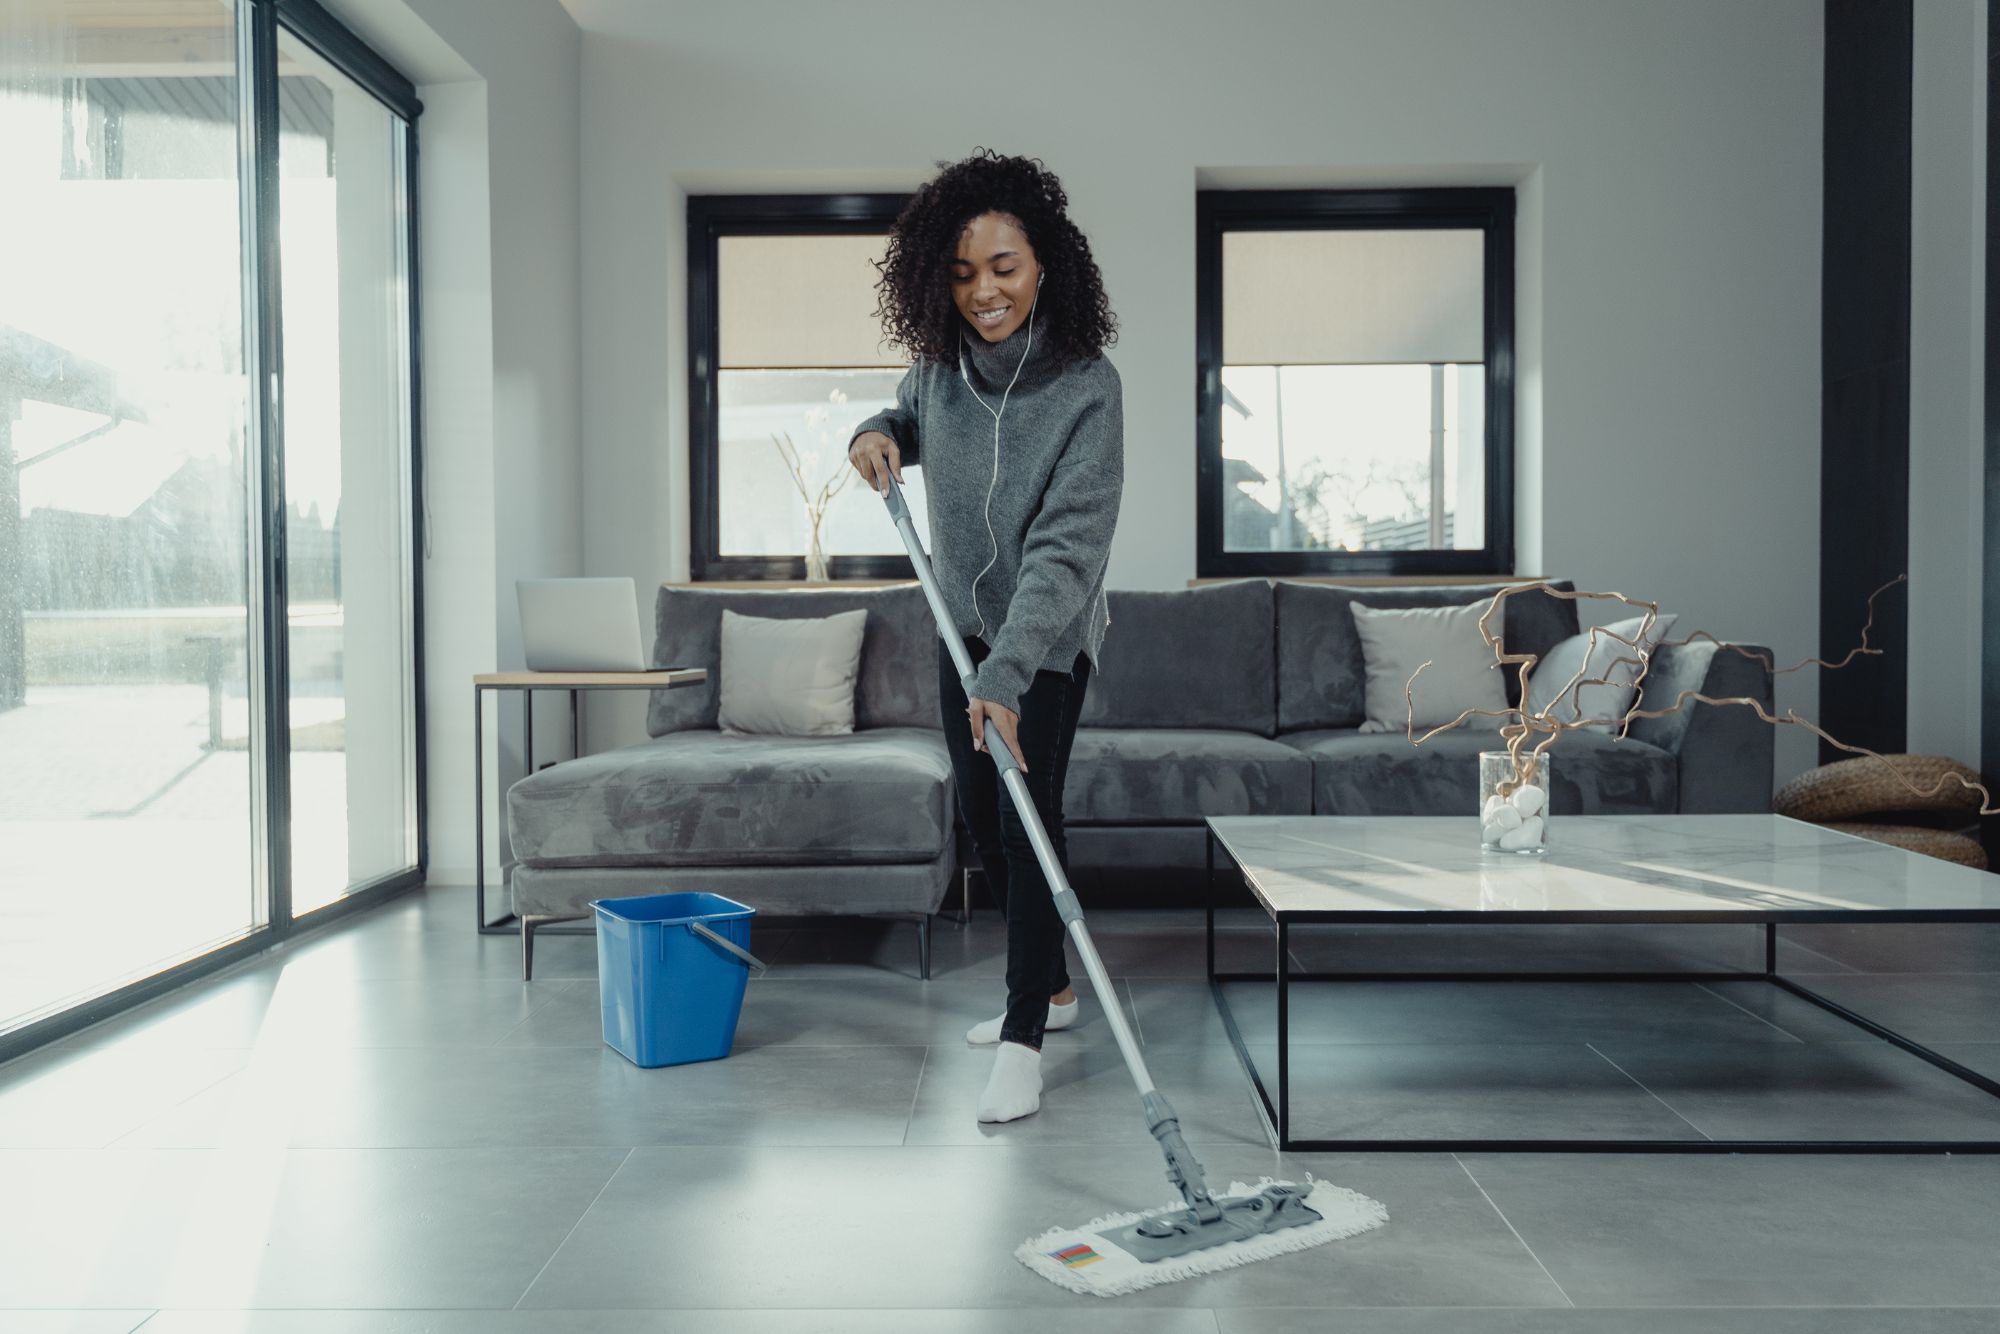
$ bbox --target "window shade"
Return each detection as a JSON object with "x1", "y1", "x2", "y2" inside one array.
[
  {"x1": 718, "y1": 232, "x2": 905, "y2": 370},
  {"x1": 1222, "y1": 228, "x2": 1484, "y2": 366}
]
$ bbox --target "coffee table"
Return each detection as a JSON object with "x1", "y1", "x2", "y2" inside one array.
[{"x1": 1203, "y1": 813, "x2": 2000, "y2": 1153}]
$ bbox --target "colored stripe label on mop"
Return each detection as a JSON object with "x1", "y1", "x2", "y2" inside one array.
[{"x1": 1050, "y1": 1243, "x2": 1104, "y2": 1268}]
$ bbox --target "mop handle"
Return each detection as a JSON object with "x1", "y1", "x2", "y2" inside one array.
[
  {"x1": 881, "y1": 474, "x2": 1221, "y2": 1220},
  {"x1": 878, "y1": 474, "x2": 1159, "y2": 1085},
  {"x1": 880, "y1": 476, "x2": 1223, "y2": 1218}
]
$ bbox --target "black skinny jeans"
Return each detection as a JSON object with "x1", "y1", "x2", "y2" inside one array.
[{"x1": 937, "y1": 634, "x2": 1091, "y2": 1049}]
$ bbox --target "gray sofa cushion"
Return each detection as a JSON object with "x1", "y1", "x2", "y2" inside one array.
[
  {"x1": 1062, "y1": 727, "x2": 1314, "y2": 822},
  {"x1": 1279, "y1": 725, "x2": 1675, "y2": 816},
  {"x1": 1275, "y1": 580, "x2": 1580, "y2": 732},
  {"x1": 648, "y1": 583, "x2": 940, "y2": 736},
  {"x1": 1079, "y1": 579, "x2": 1276, "y2": 735},
  {"x1": 507, "y1": 726, "x2": 953, "y2": 868}
]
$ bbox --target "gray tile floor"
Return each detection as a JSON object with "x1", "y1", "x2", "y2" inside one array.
[{"x1": 4, "y1": 881, "x2": 2000, "y2": 1331}]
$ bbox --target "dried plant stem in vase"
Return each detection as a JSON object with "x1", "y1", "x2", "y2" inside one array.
[{"x1": 771, "y1": 388, "x2": 857, "y2": 584}]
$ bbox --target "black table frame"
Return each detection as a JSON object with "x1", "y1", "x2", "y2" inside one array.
[
  {"x1": 1202, "y1": 821, "x2": 2000, "y2": 1154},
  {"x1": 474, "y1": 679, "x2": 678, "y2": 937}
]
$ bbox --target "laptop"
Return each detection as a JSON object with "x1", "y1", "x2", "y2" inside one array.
[{"x1": 517, "y1": 577, "x2": 649, "y2": 671}]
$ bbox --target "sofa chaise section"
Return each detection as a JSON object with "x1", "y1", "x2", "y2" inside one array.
[{"x1": 506, "y1": 583, "x2": 958, "y2": 979}]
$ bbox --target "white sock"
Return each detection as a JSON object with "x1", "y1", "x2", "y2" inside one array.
[
  {"x1": 965, "y1": 996, "x2": 1080, "y2": 1046},
  {"x1": 976, "y1": 1041, "x2": 1043, "y2": 1123}
]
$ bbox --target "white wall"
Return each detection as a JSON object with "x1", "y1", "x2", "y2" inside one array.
[
  {"x1": 325, "y1": 0, "x2": 582, "y2": 890},
  {"x1": 284, "y1": 0, "x2": 1988, "y2": 889},
  {"x1": 566, "y1": 0, "x2": 1827, "y2": 784},
  {"x1": 409, "y1": 77, "x2": 499, "y2": 891},
  {"x1": 1908, "y1": 0, "x2": 1987, "y2": 767}
]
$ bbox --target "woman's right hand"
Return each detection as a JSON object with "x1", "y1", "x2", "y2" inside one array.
[{"x1": 849, "y1": 431, "x2": 904, "y2": 496}]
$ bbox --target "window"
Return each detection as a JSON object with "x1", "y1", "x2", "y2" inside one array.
[
  {"x1": 272, "y1": 21, "x2": 421, "y2": 914},
  {"x1": 0, "y1": 0, "x2": 425, "y2": 1059},
  {"x1": 1196, "y1": 188, "x2": 1515, "y2": 577},
  {"x1": 688, "y1": 194, "x2": 927, "y2": 581}
]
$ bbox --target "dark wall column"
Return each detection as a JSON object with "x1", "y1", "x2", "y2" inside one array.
[{"x1": 1820, "y1": 0, "x2": 1913, "y2": 763}]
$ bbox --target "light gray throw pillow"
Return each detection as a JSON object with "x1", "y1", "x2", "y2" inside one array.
[
  {"x1": 1349, "y1": 600, "x2": 1507, "y2": 734},
  {"x1": 1523, "y1": 611, "x2": 1677, "y2": 730},
  {"x1": 717, "y1": 608, "x2": 868, "y2": 736}
]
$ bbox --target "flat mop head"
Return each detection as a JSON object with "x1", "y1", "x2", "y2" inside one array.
[{"x1": 1016, "y1": 1175, "x2": 1388, "y2": 1297}]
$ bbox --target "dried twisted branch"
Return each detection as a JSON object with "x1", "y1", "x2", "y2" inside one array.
[
  {"x1": 1620, "y1": 689, "x2": 1997, "y2": 814},
  {"x1": 1653, "y1": 573, "x2": 1907, "y2": 676},
  {"x1": 772, "y1": 428, "x2": 856, "y2": 577},
  {"x1": 1401, "y1": 575, "x2": 1996, "y2": 817},
  {"x1": 771, "y1": 429, "x2": 857, "y2": 511}
]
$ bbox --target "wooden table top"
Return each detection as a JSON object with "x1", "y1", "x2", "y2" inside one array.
[{"x1": 474, "y1": 669, "x2": 706, "y2": 687}]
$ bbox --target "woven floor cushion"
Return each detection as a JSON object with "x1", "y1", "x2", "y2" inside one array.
[
  {"x1": 1823, "y1": 821, "x2": 1988, "y2": 870},
  {"x1": 1772, "y1": 753, "x2": 1985, "y2": 821}
]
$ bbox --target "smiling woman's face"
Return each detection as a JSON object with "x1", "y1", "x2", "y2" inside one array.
[{"x1": 952, "y1": 211, "x2": 1042, "y2": 343}]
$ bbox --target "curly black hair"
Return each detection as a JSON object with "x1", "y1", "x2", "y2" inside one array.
[{"x1": 869, "y1": 147, "x2": 1118, "y2": 373}]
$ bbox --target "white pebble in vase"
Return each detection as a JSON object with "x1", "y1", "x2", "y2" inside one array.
[
  {"x1": 1498, "y1": 814, "x2": 1545, "y2": 852},
  {"x1": 1510, "y1": 784, "x2": 1546, "y2": 819}
]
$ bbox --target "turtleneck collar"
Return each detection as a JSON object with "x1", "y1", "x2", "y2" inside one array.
[{"x1": 958, "y1": 306, "x2": 1059, "y2": 395}]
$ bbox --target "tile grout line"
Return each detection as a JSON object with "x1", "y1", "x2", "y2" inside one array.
[
  {"x1": 100, "y1": 1052, "x2": 260, "y2": 1151},
  {"x1": 488, "y1": 979, "x2": 578, "y2": 1048},
  {"x1": 900, "y1": 1046, "x2": 930, "y2": 1147},
  {"x1": 1451, "y1": 1154, "x2": 1577, "y2": 1308},
  {"x1": 1691, "y1": 979, "x2": 1808, "y2": 1042},
  {"x1": 511, "y1": 1145, "x2": 634, "y2": 1311},
  {"x1": 1585, "y1": 1041, "x2": 1713, "y2": 1141},
  {"x1": 1779, "y1": 936, "x2": 1867, "y2": 973}
]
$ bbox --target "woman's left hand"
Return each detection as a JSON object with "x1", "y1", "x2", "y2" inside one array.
[{"x1": 967, "y1": 697, "x2": 1027, "y2": 772}]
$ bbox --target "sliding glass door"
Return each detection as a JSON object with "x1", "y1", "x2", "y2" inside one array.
[
  {"x1": 0, "y1": 0, "x2": 262, "y2": 1029},
  {"x1": 0, "y1": 0, "x2": 424, "y2": 1052},
  {"x1": 273, "y1": 25, "x2": 418, "y2": 914}
]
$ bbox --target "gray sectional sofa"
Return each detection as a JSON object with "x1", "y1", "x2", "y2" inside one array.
[{"x1": 504, "y1": 578, "x2": 1774, "y2": 978}]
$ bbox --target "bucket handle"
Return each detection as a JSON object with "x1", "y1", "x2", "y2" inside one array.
[{"x1": 688, "y1": 919, "x2": 768, "y2": 975}]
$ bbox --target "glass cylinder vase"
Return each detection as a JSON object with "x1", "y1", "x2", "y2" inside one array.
[
  {"x1": 803, "y1": 525, "x2": 829, "y2": 583},
  {"x1": 1479, "y1": 751, "x2": 1550, "y2": 855}
]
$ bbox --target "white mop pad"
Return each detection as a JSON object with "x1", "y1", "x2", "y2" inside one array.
[{"x1": 1015, "y1": 1174, "x2": 1388, "y2": 1296}]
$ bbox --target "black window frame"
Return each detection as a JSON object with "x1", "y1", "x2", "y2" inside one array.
[
  {"x1": 260, "y1": 0, "x2": 427, "y2": 924},
  {"x1": 1195, "y1": 186, "x2": 1517, "y2": 579},
  {"x1": 688, "y1": 192, "x2": 919, "y2": 582}
]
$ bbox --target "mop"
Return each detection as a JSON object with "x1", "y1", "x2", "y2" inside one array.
[{"x1": 877, "y1": 475, "x2": 1388, "y2": 1296}]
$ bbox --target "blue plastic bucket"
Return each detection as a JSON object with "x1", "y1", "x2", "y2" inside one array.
[{"x1": 591, "y1": 891, "x2": 762, "y2": 1068}]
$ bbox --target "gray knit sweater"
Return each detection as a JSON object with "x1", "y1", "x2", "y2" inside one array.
[{"x1": 848, "y1": 309, "x2": 1123, "y2": 715}]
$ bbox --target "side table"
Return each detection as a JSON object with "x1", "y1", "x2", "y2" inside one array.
[{"x1": 472, "y1": 669, "x2": 706, "y2": 934}]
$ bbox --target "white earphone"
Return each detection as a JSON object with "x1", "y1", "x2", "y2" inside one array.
[{"x1": 959, "y1": 269, "x2": 1043, "y2": 640}]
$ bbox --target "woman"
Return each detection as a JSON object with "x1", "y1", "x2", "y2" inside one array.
[{"x1": 847, "y1": 148, "x2": 1123, "y2": 1124}]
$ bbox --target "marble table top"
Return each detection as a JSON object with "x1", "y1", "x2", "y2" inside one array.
[{"x1": 1204, "y1": 814, "x2": 2000, "y2": 922}]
